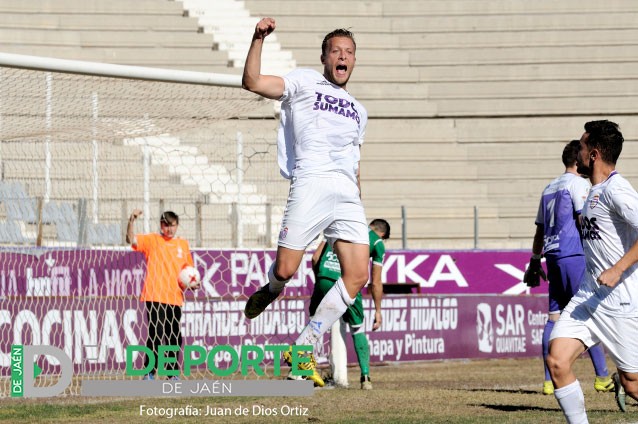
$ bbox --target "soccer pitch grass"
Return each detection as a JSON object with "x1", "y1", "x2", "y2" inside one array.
[{"x1": 1, "y1": 356, "x2": 635, "y2": 424}]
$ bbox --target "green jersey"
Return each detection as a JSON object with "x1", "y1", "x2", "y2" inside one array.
[{"x1": 314, "y1": 229, "x2": 386, "y2": 281}]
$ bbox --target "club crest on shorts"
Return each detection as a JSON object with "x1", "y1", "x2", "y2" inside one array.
[
  {"x1": 590, "y1": 194, "x2": 599, "y2": 209},
  {"x1": 279, "y1": 226, "x2": 289, "y2": 240}
]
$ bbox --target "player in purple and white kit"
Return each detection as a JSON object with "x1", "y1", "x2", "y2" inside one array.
[
  {"x1": 547, "y1": 120, "x2": 638, "y2": 422},
  {"x1": 241, "y1": 17, "x2": 370, "y2": 387},
  {"x1": 524, "y1": 140, "x2": 613, "y2": 396}
]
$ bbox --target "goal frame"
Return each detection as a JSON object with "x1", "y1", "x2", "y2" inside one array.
[{"x1": 0, "y1": 52, "x2": 242, "y2": 87}]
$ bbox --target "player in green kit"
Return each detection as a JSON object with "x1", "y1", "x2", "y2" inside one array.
[{"x1": 310, "y1": 219, "x2": 390, "y2": 389}]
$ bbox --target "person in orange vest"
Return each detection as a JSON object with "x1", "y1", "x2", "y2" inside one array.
[{"x1": 126, "y1": 209, "x2": 198, "y2": 380}]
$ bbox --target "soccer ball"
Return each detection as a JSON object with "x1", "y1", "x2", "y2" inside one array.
[{"x1": 178, "y1": 266, "x2": 201, "y2": 290}]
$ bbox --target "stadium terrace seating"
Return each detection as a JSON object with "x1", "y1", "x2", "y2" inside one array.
[
  {"x1": 2, "y1": 0, "x2": 638, "y2": 248},
  {"x1": 0, "y1": 0, "x2": 234, "y2": 72},
  {"x1": 240, "y1": 0, "x2": 638, "y2": 248}
]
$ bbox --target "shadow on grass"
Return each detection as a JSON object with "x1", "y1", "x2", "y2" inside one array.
[
  {"x1": 475, "y1": 404, "x2": 559, "y2": 412},
  {"x1": 455, "y1": 388, "x2": 539, "y2": 395}
]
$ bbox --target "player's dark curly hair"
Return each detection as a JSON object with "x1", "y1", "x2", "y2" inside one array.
[
  {"x1": 160, "y1": 211, "x2": 179, "y2": 225},
  {"x1": 583, "y1": 120, "x2": 624, "y2": 164},
  {"x1": 562, "y1": 139, "x2": 580, "y2": 167},
  {"x1": 370, "y1": 218, "x2": 391, "y2": 240},
  {"x1": 321, "y1": 28, "x2": 356, "y2": 56}
]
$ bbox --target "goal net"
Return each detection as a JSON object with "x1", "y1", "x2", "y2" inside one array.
[{"x1": 0, "y1": 53, "x2": 335, "y2": 396}]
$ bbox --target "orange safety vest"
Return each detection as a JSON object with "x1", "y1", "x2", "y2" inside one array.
[{"x1": 133, "y1": 233, "x2": 194, "y2": 306}]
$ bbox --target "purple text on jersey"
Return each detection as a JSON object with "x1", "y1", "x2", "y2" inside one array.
[{"x1": 313, "y1": 92, "x2": 360, "y2": 124}]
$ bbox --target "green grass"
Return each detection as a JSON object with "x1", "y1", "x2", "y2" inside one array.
[{"x1": 1, "y1": 357, "x2": 636, "y2": 423}]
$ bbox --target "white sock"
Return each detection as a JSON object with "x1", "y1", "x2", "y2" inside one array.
[
  {"x1": 267, "y1": 262, "x2": 289, "y2": 294},
  {"x1": 554, "y1": 380, "x2": 588, "y2": 424},
  {"x1": 295, "y1": 278, "x2": 354, "y2": 346}
]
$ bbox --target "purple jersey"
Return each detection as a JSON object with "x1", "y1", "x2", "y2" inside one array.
[{"x1": 535, "y1": 172, "x2": 590, "y2": 259}]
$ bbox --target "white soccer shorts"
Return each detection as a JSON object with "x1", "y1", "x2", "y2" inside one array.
[
  {"x1": 277, "y1": 173, "x2": 368, "y2": 250},
  {"x1": 550, "y1": 301, "x2": 638, "y2": 373}
]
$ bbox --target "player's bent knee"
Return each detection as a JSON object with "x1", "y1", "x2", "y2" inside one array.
[
  {"x1": 273, "y1": 261, "x2": 298, "y2": 281},
  {"x1": 354, "y1": 274, "x2": 369, "y2": 289},
  {"x1": 274, "y1": 248, "x2": 305, "y2": 280},
  {"x1": 343, "y1": 273, "x2": 368, "y2": 290},
  {"x1": 623, "y1": 378, "x2": 638, "y2": 401},
  {"x1": 546, "y1": 355, "x2": 574, "y2": 383},
  {"x1": 275, "y1": 268, "x2": 295, "y2": 281},
  {"x1": 626, "y1": 388, "x2": 638, "y2": 401},
  {"x1": 545, "y1": 353, "x2": 564, "y2": 376}
]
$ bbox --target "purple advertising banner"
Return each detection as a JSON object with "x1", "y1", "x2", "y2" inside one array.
[
  {"x1": 0, "y1": 294, "x2": 546, "y2": 375},
  {"x1": 192, "y1": 249, "x2": 540, "y2": 297},
  {"x1": 0, "y1": 248, "x2": 542, "y2": 298},
  {"x1": 0, "y1": 248, "x2": 548, "y2": 375},
  {"x1": 358, "y1": 294, "x2": 546, "y2": 363}
]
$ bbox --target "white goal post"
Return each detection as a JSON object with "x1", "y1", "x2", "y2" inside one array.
[
  {"x1": 0, "y1": 52, "x2": 333, "y2": 396},
  {"x1": 0, "y1": 52, "x2": 242, "y2": 87},
  {"x1": 0, "y1": 51, "x2": 285, "y2": 248}
]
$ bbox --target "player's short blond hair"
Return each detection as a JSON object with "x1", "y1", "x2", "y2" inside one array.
[{"x1": 321, "y1": 29, "x2": 356, "y2": 56}]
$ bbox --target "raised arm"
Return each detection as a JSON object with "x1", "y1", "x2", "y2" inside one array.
[
  {"x1": 242, "y1": 17, "x2": 285, "y2": 100},
  {"x1": 126, "y1": 208, "x2": 142, "y2": 245}
]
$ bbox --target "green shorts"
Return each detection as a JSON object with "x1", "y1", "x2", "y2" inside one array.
[{"x1": 309, "y1": 278, "x2": 364, "y2": 327}]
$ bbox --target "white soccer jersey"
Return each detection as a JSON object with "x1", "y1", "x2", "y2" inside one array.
[
  {"x1": 277, "y1": 68, "x2": 368, "y2": 183},
  {"x1": 575, "y1": 172, "x2": 638, "y2": 316}
]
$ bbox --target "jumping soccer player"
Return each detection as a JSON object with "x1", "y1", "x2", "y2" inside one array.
[{"x1": 241, "y1": 17, "x2": 370, "y2": 387}]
